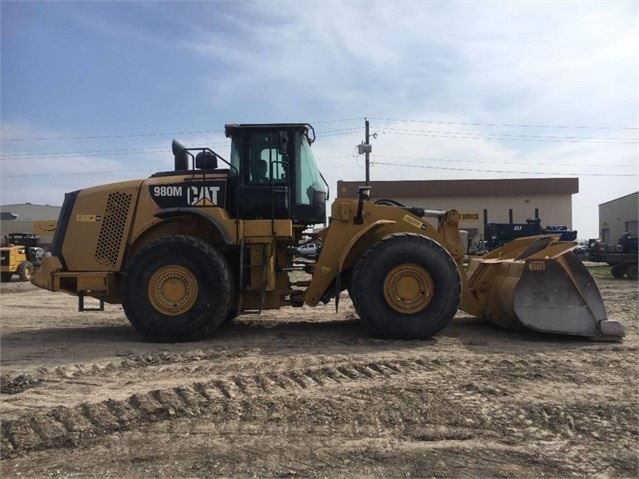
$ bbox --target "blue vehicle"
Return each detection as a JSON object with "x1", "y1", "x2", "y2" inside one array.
[{"x1": 483, "y1": 218, "x2": 577, "y2": 252}]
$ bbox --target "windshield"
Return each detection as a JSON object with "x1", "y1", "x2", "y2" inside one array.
[{"x1": 294, "y1": 131, "x2": 326, "y2": 206}]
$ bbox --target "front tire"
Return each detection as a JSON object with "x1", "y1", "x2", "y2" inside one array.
[
  {"x1": 17, "y1": 261, "x2": 34, "y2": 282},
  {"x1": 351, "y1": 233, "x2": 461, "y2": 340},
  {"x1": 121, "y1": 235, "x2": 232, "y2": 342}
]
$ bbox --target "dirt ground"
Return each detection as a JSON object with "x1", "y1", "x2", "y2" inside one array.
[{"x1": 1, "y1": 274, "x2": 637, "y2": 478}]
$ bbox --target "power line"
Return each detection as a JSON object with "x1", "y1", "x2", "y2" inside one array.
[
  {"x1": 381, "y1": 129, "x2": 638, "y2": 144},
  {"x1": 3, "y1": 129, "x2": 225, "y2": 142},
  {"x1": 0, "y1": 130, "x2": 358, "y2": 160},
  {"x1": 373, "y1": 155, "x2": 635, "y2": 168},
  {"x1": 0, "y1": 142, "x2": 230, "y2": 160},
  {"x1": 311, "y1": 118, "x2": 363, "y2": 124},
  {"x1": 0, "y1": 147, "x2": 168, "y2": 160},
  {"x1": 369, "y1": 117, "x2": 639, "y2": 131},
  {"x1": 319, "y1": 128, "x2": 362, "y2": 137},
  {"x1": 372, "y1": 161, "x2": 637, "y2": 177},
  {"x1": 5, "y1": 118, "x2": 637, "y2": 165},
  {"x1": 4, "y1": 115, "x2": 635, "y2": 143},
  {"x1": 3, "y1": 169, "x2": 156, "y2": 178},
  {"x1": 1, "y1": 125, "x2": 356, "y2": 146},
  {"x1": 5, "y1": 159, "x2": 636, "y2": 178}
]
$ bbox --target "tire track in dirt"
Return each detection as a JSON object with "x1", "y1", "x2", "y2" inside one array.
[
  {"x1": 1, "y1": 357, "x2": 414, "y2": 457},
  {"x1": 2, "y1": 341, "x2": 636, "y2": 393},
  {"x1": 2, "y1": 351, "x2": 637, "y2": 459},
  {"x1": 2, "y1": 347, "x2": 635, "y2": 429}
]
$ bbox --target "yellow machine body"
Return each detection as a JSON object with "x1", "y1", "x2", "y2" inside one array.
[
  {"x1": 1, "y1": 233, "x2": 44, "y2": 282},
  {"x1": 1, "y1": 245, "x2": 29, "y2": 281}
]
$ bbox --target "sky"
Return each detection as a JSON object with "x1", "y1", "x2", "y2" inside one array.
[{"x1": 1, "y1": 0, "x2": 637, "y2": 238}]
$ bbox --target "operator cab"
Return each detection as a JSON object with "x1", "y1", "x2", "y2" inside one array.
[{"x1": 225, "y1": 123, "x2": 328, "y2": 225}]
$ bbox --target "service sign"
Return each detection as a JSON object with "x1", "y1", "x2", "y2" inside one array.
[
  {"x1": 149, "y1": 180, "x2": 227, "y2": 209},
  {"x1": 459, "y1": 212, "x2": 480, "y2": 221}
]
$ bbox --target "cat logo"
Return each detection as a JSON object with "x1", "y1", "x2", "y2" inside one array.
[
  {"x1": 149, "y1": 180, "x2": 227, "y2": 209},
  {"x1": 529, "y1": 261, "x2": 546, "y2": 272},
  {"x1": 187, "y1": 185, "x2": 220, "y2": 206}
]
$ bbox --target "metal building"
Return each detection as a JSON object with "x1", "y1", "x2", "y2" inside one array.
[
  {"x1": 598, "y1": 192, "x2": 639, "y2": 244},
  {"x1": 337, "y1": 178, "x2": 578, "y2": 247},
  {"x1": 0, "y1": 203, "x2": 61, "y2": 247}
]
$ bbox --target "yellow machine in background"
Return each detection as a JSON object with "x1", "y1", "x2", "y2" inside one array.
[
  {"x1": 1, "y1": 234, "x2": 46, "y2": 282},
  {"x1": 32, "y1": 123, "x2": 624, "y2": 342}
]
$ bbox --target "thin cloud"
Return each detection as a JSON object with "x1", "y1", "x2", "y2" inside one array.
[{"x1": 1, "y1": 1, "x2": 636, "y2": 238}]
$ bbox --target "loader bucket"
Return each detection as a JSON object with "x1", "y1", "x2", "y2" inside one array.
[{"x1": 463, "y1": 236, "x2": 625, "y2": 341}]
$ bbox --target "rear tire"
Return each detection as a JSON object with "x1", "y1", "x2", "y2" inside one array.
[
  {"x1": 610, "y1": 264, "x2": 626, "y2": 278},
  {"x1": 627, "y1": 265, "x2": 638, "y2": 280},
  {"x1": 17, "y1": 261, "x2": 34, "y2": 282},
  {"x1": 224, "y1": 309, "x2": 239, "y2": 323},
  {"x1": 121, "y1": 235, "x2": 232, "y2": 342},
  {"x1": 351, "y1": 233, "x2": 461, "y2": 340},
  {"x1": 1, "y1": 272, "x2": 13, "y2": 282}
]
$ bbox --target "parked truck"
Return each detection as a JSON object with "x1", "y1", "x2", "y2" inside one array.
[
  {"x1": 484, "y1": 218, "x2": 577, "y2": 252},
  {"x1": 32, "y1": 123, "x2": 624, "y2": 342},
  {"x1": 589, "y1": 233, "x2": 638, "y2": 279}
]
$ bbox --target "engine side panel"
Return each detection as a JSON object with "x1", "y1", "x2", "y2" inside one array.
[
  {"x1": 127, "y1": 174, "x2": 236, "y2": 252},
  {"x1": 60, "y1": 181, "x2": 143, "y2": 272}
]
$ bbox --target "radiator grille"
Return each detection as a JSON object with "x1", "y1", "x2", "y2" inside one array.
[{"x1": 94, "y1": 192, "x2": 132, "y2": 268}]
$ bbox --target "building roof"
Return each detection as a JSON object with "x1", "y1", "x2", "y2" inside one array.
[
  {"x1": 599, "y1": 191, "x2": 638, "y2": 207},
  {"x1": 337, "y1": 178, "x2": 579, "y2": 198},
  {"x1": 0, "y1": 203, "x2": 61, "y2": 221}
]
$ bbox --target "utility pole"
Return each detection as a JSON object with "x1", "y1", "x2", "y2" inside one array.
[
  {"x1": 357, "y1": 118, "x2": 373, "y2": 185},
  {"x1": 365, "y1": 118, "x2": 370, "y2": 186}
]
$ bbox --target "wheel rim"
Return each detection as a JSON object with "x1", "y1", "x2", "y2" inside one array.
[
  {"x1": 148, "y1": 265, "x2": 198, "y2": 316},
  {"x1": 383, "y1": 263, "x2": 434, "y2": 314}
]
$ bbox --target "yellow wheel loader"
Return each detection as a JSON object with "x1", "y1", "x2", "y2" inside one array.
[
  {"x1": 1, "y1": 234, "x2": 46, "y2": 282},
  {"x1": 32, "y1": 123, "x2": 624, "y2": 342}
]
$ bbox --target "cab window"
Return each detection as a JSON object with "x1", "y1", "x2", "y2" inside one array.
[{"x1": 247, "y1": 133, "x2": 288, "y2": 184}]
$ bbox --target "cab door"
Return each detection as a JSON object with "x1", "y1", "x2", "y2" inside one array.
[{"x1": 232, "y1": 129, "x2": 291, "y2": 220}]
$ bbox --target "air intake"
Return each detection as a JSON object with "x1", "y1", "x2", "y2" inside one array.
[{"x1": 94, "y1": 192, "x2": 132, "y2": 268}]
